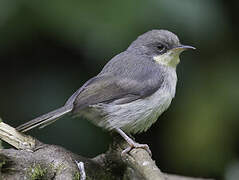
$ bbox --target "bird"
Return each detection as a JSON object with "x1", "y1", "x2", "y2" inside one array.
[{"x1": 16, "y1": 29, "x2": 195, "y2": 155}]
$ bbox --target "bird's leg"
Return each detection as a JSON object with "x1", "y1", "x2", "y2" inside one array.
[{"x1": 115, "y1": 128, "x2": 152, "y2": 156}]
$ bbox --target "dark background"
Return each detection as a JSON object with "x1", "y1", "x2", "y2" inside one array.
[{"x1": 0, "y1": 0, "x2": 239, "y2": 179}]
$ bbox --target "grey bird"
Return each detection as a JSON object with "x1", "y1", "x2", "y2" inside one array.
[{"x1": 16, "y1": 29, "x2": 195, "y2": 155}]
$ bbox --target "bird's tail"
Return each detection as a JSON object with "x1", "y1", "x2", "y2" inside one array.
[{"x1": 16, "y1": 105, "x2": 73, "y2": 132}]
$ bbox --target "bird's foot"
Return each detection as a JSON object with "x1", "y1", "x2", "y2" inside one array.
[
  {"x1": 122, "y1": 142, "x2": 152, "y2": 157},
  {"x1": 115, "y1": 128, "x2": 152, "y2": 156}
]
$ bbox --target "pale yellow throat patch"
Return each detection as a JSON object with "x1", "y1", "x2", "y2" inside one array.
[{"x1": 153, "y1": 49, "x2": 183, "y2": 68}]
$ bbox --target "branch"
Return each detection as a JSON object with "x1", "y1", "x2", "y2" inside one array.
[
  {"x1": 0, "y1": 121, "x2": 35, "y2": 150},
  {"x1": 0, "y1": 120, "x2": 213, "y2": 180}
]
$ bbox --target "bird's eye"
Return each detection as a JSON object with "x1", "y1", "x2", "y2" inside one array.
[{"x1": 157, "y1": 44, "x2": 166, "y2": 53}]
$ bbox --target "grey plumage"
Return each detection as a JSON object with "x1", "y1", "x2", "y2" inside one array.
[
  {"x1": 76, "y1": 65, "x2": 177, "y2": 134},
  {"x1": 16, "y1": 29, "x2": 193, "y2": 135},
  {"x1": 16, "y1": 105, "x2": 73, "y2": 132},
  {"x1": 73, "y1": 54, "x2": 165, "y2": 109}
]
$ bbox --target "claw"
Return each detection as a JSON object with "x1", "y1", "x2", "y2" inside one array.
[
  {"x1": 121, "y1": 142, "x2": 152, "y2": 157},
  {"x1": 115, "y1": 128, "x2": 152, "y2": 157},
  {"x1": 121, "y1": 146, "x2": 132, "y2": 156}
]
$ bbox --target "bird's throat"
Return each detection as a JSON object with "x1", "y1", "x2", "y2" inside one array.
[{"x1": 153, "y1": 50, "x2": 181, "y2": 68}]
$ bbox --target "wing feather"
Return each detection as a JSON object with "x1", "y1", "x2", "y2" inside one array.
[{"x1": 69, "y1": 53, "x2": 166, "y2": 111}]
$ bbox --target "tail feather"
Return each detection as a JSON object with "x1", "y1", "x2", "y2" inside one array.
[{"x1": 16, "y1": 105, "x2": 73, "y2": 132}]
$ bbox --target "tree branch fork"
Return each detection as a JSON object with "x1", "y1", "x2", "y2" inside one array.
[{"x1": 0, "y1": 120, "x2": 213, "y2": 180}]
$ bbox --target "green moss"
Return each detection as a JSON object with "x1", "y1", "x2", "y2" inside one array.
[
  {"x1": 27, "y1": 164, "x2": 47, "y2": 180},
  {"x1": 26, "y1": 162, "x2": 66, "y2": 180},
  {"x1": 73, "y1": 171, "x2": 81, "y2": 180},
  {"x1": 54, "y1": 163, "x2": 65, "y2": 174}
]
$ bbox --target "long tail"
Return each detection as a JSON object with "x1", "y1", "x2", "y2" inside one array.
[{"x1": 16, "y1": 105, "x2": 73, "y2": 132}]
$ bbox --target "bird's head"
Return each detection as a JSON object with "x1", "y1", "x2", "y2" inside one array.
[{"x1": 128, "y1": 29, "x2": 195, "y2": 68}]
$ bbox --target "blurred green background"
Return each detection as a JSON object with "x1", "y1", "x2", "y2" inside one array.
[{"x1": 0, "y1": 0, "x2": 239, "y2": 179}]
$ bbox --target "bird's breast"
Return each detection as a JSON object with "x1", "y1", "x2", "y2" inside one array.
[{"x1": 79, "y1": 68, "x2": 177, "y2": 134}]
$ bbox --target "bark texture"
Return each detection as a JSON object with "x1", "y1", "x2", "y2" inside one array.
[{"x1": 0, "y1": 121, "x2": 213, "y2": 180}]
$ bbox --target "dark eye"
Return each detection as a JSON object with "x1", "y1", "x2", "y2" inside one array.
[{"x1": 157, "y1": 44, "x2": 166, "y2": 53}]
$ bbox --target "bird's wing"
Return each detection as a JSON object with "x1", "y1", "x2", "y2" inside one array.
[
  {"x1": 66, "y1": 52, "x2": 166, "y2": 111},
  {"x1": 71, "y1": 72, "x2": 164, "y2": 111}
]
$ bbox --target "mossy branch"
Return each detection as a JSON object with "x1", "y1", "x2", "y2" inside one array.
[{"x1": 0, "y1": 120, "x2": 213, "y2": 180}]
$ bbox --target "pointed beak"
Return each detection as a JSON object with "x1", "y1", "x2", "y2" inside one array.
[{"x1": 174, "y1": 45, "x2": 196, "y2": 50}]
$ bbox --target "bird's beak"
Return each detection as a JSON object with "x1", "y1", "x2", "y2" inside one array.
[{"x1": 173, "y1": 45, "x2": 196, "y2": 51}]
